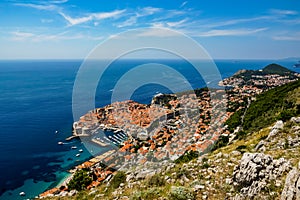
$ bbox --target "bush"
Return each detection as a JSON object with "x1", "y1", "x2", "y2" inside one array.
[
  {"x1": 174, "y1": 150, "x2": 199, "y2": 164},
  {"x1": 225, "y1": 109, "x2": 244, "y2": 132},
  {"x1": 211, "y1": 135, "x2": 229, "y2": 151},
  {"x1": 202, "y1": 162, "x2": 210, "y2": 169},
  {"x1": 242, "y1": 80, "x2": 300, "y2": 132},
  {"x1": 278, "y1": 109, "x2": 296, "y2": 121},
  {"x1": 147, "y1": 174, "x2": 165, "y2": 187},
  {"x1": 234, "y1": 131, "x2": 247, "y2": 140},
  {"x1": 110, "y1": 171, "x2": 126, "y2": 189},
  {"x1": 131, "y1": 188, "x2": 162, "y2": 200},
  {"x1": 67, "y1": 169, "x2": 92, "y2": 191},
  {"x1": 169, "y1": 186, "x2": 196, "y2": 200},
  {"x1": 176, "y1": 169, "x2": 191, "y2": 179}
]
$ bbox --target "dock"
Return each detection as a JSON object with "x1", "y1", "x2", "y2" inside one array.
[{"x1": 91, "y1": 138, "x2": 109, "y2": 147}]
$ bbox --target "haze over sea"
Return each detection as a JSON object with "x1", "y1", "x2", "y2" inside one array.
[{"x1": 0, "y1": 59, "x2": 299, "y2": 200}]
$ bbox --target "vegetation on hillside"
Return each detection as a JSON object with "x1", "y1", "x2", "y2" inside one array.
[
  {"x1": 225, "y1": 79, "x2": 300, "y2": 134},
  {"x1": 46, "y1": 64, "x2": 300, "y2": 200},
  {"x1": 262, "y1": 63, "x2": 294, "y2": 75},
  {"x1": 243, "y1": 79, "x2": 300, "y2": 132},
  {"x1": 233, "y1": 63, "x2": 296, "y2": 81},
  {"x1": 67, "y1": 169, "x2": 93, "y2": 191}
]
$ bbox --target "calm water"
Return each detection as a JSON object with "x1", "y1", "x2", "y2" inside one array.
[{"x1": 0, "y1": 59, "x2": 299, "y2": 199}]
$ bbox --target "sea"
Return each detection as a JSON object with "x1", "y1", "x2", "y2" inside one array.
[{"x1": 0, "y1": 59, "x2": 299, "y2": 200}]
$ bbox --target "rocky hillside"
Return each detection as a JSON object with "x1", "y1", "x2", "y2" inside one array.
[
  {"x1": 44, "y1": 117, "x2": 300, "y2": 200},
  {"x1": 42, "y1": 67, "x2": 300, "y2": 200}
]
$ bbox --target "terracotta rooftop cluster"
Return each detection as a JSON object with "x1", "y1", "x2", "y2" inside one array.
[{"x1": 221, "y1": 72, "x2": 299, "y2": 115}]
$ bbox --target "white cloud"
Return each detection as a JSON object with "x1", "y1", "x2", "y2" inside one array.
[
  {"x1": 14, "y1": 3, "x2": 58, "y2": 11},
  {"x1": 41, "y1": 19, "x2": 54, "y2": 23},
  {"x1": 117, "y1": 16, "x2": 137, "y2": 28},
  {"x1": 150, "y1": 22, "x2": 165, "y2": 28},
  {"x1": 116, "y1": 7, "x2": 161, "y2": 28},
  {"x1": 59, "y1": 9, "x2": 126, "y2": 26},
  {"x1": 166, "y1": 19, "x2": 188, "y2": 28},
  {"x1": 59, "y1": 12, "x2": 93, "y2": 26},
  {"x1": 138, "y1": 7, "x2": 162, "y2": 17},
  {"x1": 49, "y1": 0, "x2": 68, "y2": 4},
  {"x1": 180, "y1": 1, "x2": 188, "y2": 8},
  {"x1": 11, "y1": 31, "x2": 35, "y2": 41},
  {"x1": 93, "y1": 9, "x2": 126, "y2": 20},
  {"x1": 270, "y1": 9, "x2": 298, "y2": 16},
  {"x1": 202, "y1": 16, "x2": 272, "y2": 29},
  {"x1": 273, "y1": 33, "x2": 300, "y2": 41},
  {"x1": 10, "y1": 31, "x2": 102, "y2": 42},
  {"x1": 196, "y1": 28, "x2": 268, "y2": 37}
]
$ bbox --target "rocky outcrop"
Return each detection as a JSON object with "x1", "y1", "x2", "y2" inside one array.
[
  {"x1": 281, "y1": 162, "x2": 300, "y2": 200},
  {"x1": 233, "y1": 153, "x2": 291, "y2": 199},
  {"x1": 267, "y1": 120, "x2": 284, "y2": 140}
]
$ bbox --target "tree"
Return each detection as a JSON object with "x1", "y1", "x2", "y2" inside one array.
[
  {"x1": 68, "y1": 169, "x2": 92, "y2": 191},
  {"x1": 110, "y1": 171, "x2": 126, "y2": 189}
]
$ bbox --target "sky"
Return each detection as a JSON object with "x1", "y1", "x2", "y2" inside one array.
[{"x1": 0, "y1": 0, "x2": 300, "y2": 59}]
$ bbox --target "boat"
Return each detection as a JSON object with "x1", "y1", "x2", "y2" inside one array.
[
  {"x1": 55, "y1": 130, "x2": 58, "y2": 134},
  {"x1": 19, "y1": 192, "x2": 25, "y2": 196},
  {"x1": 58, "y1": 142, "x2": 64, "y2": 145},
  {"x1": 76, "y1": 154, "x2": 80, "y2": 157},
  {"x1": 71, "y1": 146, "x2": 77, "y2": 149},
  {"x1": 79, "y1": 149, "x2": 83, "y2": 153}
]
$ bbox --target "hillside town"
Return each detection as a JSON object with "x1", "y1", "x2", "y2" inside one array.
[{"x1": 39, "y1": 64, "x2": 300, "y2": 198}]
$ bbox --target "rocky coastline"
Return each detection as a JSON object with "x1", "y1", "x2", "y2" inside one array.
[{"x1": 38, "y1": 64, "x2": 300, "y2": 199}]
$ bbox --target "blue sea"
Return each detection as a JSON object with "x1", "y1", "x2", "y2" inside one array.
[{"x1": 0, "y1": 59, "x2": 299, "y2": 200}]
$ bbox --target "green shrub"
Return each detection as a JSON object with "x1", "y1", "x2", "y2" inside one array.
[
  {"x1": 176, "y1": 169, "x2": 191, "y2": 179},
  {"x1": 234, "y1": 131, "x2": 247, "y2": 140},
  {"x1": 169, "y1": 186, "x2": 196, "y2": 200},
  {"x1": 175, "y1": 150, "x2": 199, "y2": 164},
  {"x1": 236, "y1": 145, "x2": 247, "y2": 150},
  {"x1": 242, "y1": 80, "x2": 300, "y2": 132},
  {"x1": 211, "y1": 135, "x2": 229, "y2": 151},
  {"x1": 225, "y1": 109, "x2": 244, "y2": 132},
  {"x1": 131, "y1": 188, "x2": 162, "y2": 200},
  {"x1": 147, "y1": 174, "x2": 165, "y2": 187},
  {"x1": 278, "y1": 109, "x2": 296, "y2": 122},
  {"x1": 110, "y1": 171, "x2": 126, "y2": 189},
  {"x1": 202, "y1": 162, "x2": 210, "y2": 169},
  {"x1": 67, "y1": 169, "x2": 93, "y2": 191}
]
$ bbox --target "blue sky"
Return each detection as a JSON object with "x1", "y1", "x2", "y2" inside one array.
[{"x1": 0, "y1": 0, "x2": 300, "y2": 59}]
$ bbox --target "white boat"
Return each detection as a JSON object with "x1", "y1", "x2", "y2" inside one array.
[
  {"x1": 58, "y1": 142, "x2": 64, "y2": 145},
  {"x1": 19, "y1": 192, "x2": 25, "y2": 196},
  {"x1": 76, "y1": 154, "x2": 80, "y2": 157},
  {"x1": 55, "y1": 130, "x2": 58, "y2": 134},
  {"x1": 79, "y1": 149, "x2": 83, "y2": 153},
  {"x1": 71, "y1": 146, "x2": 77, "y2": 149}
]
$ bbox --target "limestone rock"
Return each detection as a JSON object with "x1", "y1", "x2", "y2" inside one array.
[
  {"x1": 136, "y1": 169, "x2": 155, "y2": 180},
  {"x1": 291, "y1": 117, "x2": 300, "y2": 123},
  {"x1": 281, "y1": 167, "x2": 300, "y2": 200},
  {"x1": 267, "y1": 120, "x2": 284, "y2": 139},
  {"x1": 254, "y1": 140, "x2": 265, "y2": 151},
  {"x1": 233, "y1": 153, "x2": 290, "y2": 199}
]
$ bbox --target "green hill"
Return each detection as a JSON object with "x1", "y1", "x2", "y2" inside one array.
[
  {"x1": 232, "y1": 63, "x2": 296, "y2": 81},
  {"x1": 226, "y1": 79, "x2": 300, "y2": 133},
  {"x1": 262, "y1": 63, "x2": 294, "y2": 75}
]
